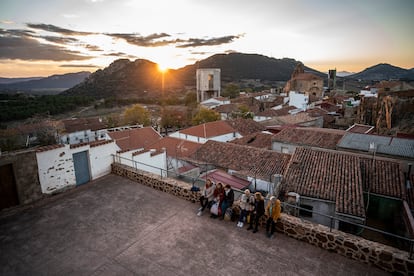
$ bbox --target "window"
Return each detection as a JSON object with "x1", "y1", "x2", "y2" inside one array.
[{"x1": 281, "y1": 146, "x2": 289, "y2": 154}]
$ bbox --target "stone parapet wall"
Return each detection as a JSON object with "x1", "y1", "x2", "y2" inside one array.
[
  {"x1": 277, "y1": 214, "x2": 413, "y2": 275},
  {"x1": 111, "y1": 163, "x2": 413, "y2": 275},
  {"x1": 111, "y1": 163, "x2": 200, "y2": 203}
]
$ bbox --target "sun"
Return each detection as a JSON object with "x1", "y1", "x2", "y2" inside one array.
[{"x1": 157, "y1": 63, "x2": 169, "y2": 73}]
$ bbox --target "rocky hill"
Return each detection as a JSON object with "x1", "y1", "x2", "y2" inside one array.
[
  {"x1": 63, "y1": 53, "x2": 312, "y2": 99},
  {"x1": 347, "y1": 63, "x2": 414, "y2": 81},
  {"x1": 62, "y1": 59, "x2": 184, "y2": 100}
]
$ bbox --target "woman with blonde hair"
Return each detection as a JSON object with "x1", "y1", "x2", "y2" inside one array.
[
  {"x1": 237, "y1": 189, "x2": 254, "y2": 228},
  {"x1": 265, "y1": 196, "x2": 281, "y2": 238}
]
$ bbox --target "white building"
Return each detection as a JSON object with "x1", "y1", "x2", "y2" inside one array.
[
  {"x1": 36, "y1": 140, "x2": 118, "y2": 193},
  {"x1": 196, "y1": 68, "x2": 221, "y2": 102},
  {"x1": 288, "y1": 91, "x2": 309, "y2": 110}
]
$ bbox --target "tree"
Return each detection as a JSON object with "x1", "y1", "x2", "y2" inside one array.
[
  {"x1": 184, "y1": 91, "x2": 197, "y2": 107},
  {"x1": 122, "y1": 104, "x2": 151, "y2": 126},
  {"x1": 233, "y1": 104, "x2": 254, "y2": 119},
  {"x1": 222, "y1": 83, "x2": 240, "y2": 99},
  {"x1": 192, "y1": 107, "x2": 220, "y2": 125}
]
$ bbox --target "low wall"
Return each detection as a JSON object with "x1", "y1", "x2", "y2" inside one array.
[
  {"x1": 111, "y1": 163, "x2": 413, "y2": 275},
  {"x1": 111, "y1": 163, "x2": 200, "y2": 202},
  {"x1": 277, "y1": 215, "x2": 413, "y2": 275}
]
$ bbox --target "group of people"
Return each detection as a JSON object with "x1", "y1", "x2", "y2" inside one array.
[
  {"x1": 197, "y1": 179, "x2": 234, "y2": 220},
  {"x1": 197, "y1": 179, "x2": 281, "y2": 239}
]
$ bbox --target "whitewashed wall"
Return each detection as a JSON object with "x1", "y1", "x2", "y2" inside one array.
[
  {"x1": 169, "y1": 132, "x2": 241, "y2": 143},
  {"x1": 36, "y1": 141, "x2": 119, "y2": 194},
  {"x1": 36, "y1": 145, "x2": 76, "y2": 194},
  {"x1": 133, "y1": 150, "x2": 167, "y2": 177},
  {"x1": 89, "y1": 141, "x2": 119, "y2": 179}
]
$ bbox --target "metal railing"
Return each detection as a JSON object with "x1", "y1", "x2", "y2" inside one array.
[
  {"x1": 112, "y1": 155, "x2": 413, "y2": 259},
  {"x1": 282, "y1": 202, "x2": 414, "y2": 259}
]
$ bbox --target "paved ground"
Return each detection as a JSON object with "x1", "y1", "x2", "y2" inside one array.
[{"x1": 0, "y1": 174, "x2": 389, "y2": 275}]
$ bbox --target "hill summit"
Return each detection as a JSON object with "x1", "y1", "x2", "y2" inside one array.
[
  {"x1": 347, "y1": 63, "x2": 414, "y2": 81},
  {"x1": 64, "y1": 53, "x2": 308, "y2": 99}
]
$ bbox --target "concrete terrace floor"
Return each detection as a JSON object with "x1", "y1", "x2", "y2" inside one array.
[{"x1": 0, "y1": 174, "x2": 389, "y2": 276}]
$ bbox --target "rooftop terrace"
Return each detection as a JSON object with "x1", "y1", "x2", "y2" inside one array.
[{"x1": 0, "y1": 174, "x2": 387, "y2": 275}]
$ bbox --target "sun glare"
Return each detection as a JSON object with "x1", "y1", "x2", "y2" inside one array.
[{"x1": 158, "y1": 64, "x2": 169, "y2": 73}]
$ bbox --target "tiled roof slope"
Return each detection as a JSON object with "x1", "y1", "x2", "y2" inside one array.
[
  {"x1": 225, "y1": 118, "x2": 266, "y2": 136},
  {"x1": 145, "y1": 136, "x2": 202, "y2": 158},
  {"x1": 190, "y1": 140, "x2": 291, "y2": 181},
  {"x1": 214, "y1": 104, "x2": 238, "y2": 113},
  {"x1": 338, "y1": 133, "x2": 414, "y2": 159},
  {"x1": 257, "y1": 106, "x2": 296, "y2": 117},
  {"x1": 283, "y1": 147, "x2": 365, "y2": 218},
  {"x1": 108, "y1": 127, "x2": 161, "y2": 151},
  {"x1": 179, "y1": 120, "x2": 236, "y2": 138},
  {"x1": 346, "y1": 124, "x2": 375, "y2": 134},
  {"x1": 62, "y1": 117, "x2": 106, "y2": 133},
  {"x1": 229, "y1": 132, "x2": 272, "y2": 149},
  {"x1": 272, "y1": 127, "x2": 345, "y2": 150},
  {"x1": 70, "y1": 139, "x2": 114, "y2": 149},
  {"x1": 360, "y1": 158, "x2": 405, "y2": 199}
]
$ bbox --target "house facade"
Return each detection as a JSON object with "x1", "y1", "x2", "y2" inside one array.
[{"x1": 36, "y1": 140, "x2": 118, "y2": 194}]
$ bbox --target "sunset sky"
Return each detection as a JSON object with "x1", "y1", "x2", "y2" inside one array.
[{"x1": 1, "y1": 0, "x2": 413, "y2": 77}]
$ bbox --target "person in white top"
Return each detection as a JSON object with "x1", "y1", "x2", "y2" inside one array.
[
  {"x1": 237, "y1": 189, "x2": 254, "y2": 228},
  {"x1": 197, "y1": 179, "x2": 215, "y2": 216}
]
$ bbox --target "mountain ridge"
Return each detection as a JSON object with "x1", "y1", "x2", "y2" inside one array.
[{"x1": 0, "y1": 71, "x2": 91, "y2": 94}]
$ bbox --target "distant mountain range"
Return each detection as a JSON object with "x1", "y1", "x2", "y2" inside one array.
[
  {"x1": 2, "y1": 53, "x2": 413, "y2": 98},
  {"x1": 347, "y1": 63, "x2": 414, "y2": 81},
  {"x1": 0, "y1": 72, "x2": 91, "y2": 94},
  {"x1": 0, "y1": 77, "x2": 43, "y2": 84}
]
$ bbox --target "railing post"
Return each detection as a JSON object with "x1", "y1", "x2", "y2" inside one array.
[{"x1": 330, "y1": 216, "x2": 334, "y2": 232}]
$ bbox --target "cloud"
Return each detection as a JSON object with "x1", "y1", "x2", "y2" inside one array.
[
  {"x1": 108, "y1": 32, "x2": 243, "y2": 49},
  {"x1": 26, "y1": 23, "x2": 94, "y2": 36},
  {"x1": 84, "y1": 44, "x2": 103, "y2": 51},
  {"x1": 39, "y1": 35, "x2": 79, "y2": 44},
  {"x1": 0, "y1": 35, "x2": 91, "y2": 61},
  {"x1": 0, "y1": 28, "x2": 35, "y2": 37},
  {"x1": 107, "y1": 32, "x2": 174, "y2": 47},
  {"x1": 0, "y1": 20, "x2": 14, "y2": 24},
  {"x1": 177, "y1": 34, "x2": 243, "y2": 48},
  {"x1": 104, "y1": 52, "x2": 129, "y2": 57},
  {"x1": 60, "y1": 64, "x2": 98, "y2": 68}
]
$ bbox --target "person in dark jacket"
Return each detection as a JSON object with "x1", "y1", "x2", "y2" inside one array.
[
  {"x1": 247, "y1": 192, "x2": 265, "y2": 233},
  {"x1": 220, "y1": 184, "x2": 234, "y2": 220}
]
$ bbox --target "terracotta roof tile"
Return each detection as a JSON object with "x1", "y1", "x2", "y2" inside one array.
[
  {"x1": 145, "y1": 136, "x2": 202, "y2": 158},
  {"x1": 69, "y1": 139, "x2": 115, "y2": 149},
  {"x1": 257, "y1": 106, "x2": 296, "y2": 117},
  {"x1": 205, "y1": 169, "x2": 250, "y2": 190},
  {"x1": 230, "y1": 132, "x2": 272, "y2": 149},
  {"x1": 108, "y1": 127, "x2": 161, "y2": 151},
  {"x1": 190, "y1": 140, "x2": 291, "y2": 181},
  {"x1": 282, "y1": 147, "x2": 365, "y2": 218},
  {"x1": 346, "y1": 124, "x2": 375, "y2": 134},
  {"x1": 360, "y1": 157, "x2": 405, "y2": 199},
  {"x1": 225, "y1": 118, "x2": 266, "y2": 136},
  {"x1": 179, "y1": 120, "x2": 236, "y2": 138},
  {"x1": 214, "y1": 103, "x2": 238, "y2": 113},
  {"x1": 272, "y1": 127, "x2": 345, "y2": 150},
  {"x1": 262, "y1": 112, "x2": 321, "y2": 126},
  {"x1": 36, "y1": 144, "x2": 65, "y2": 152},
  {"x1": 62, "y1": 117, "x2": 106, "y2": 133}
]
